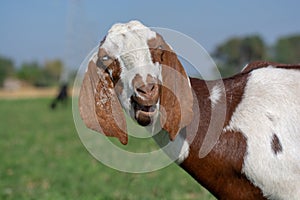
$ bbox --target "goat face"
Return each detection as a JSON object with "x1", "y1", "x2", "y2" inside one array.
[{"x1": 79, "y1": 21, "x2": 193, "y2": 144}]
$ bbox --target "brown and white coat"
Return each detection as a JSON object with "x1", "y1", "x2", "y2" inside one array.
[{"x1": 79, "y1": 21, "x2": 300, "y2": 200}]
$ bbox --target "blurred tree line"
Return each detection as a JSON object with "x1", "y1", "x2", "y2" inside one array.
[
  {"x1": 0, "y1": 58, "x2": 64, "y2": 87},
  {"x1": 214, "y1": 34, "x2": 300, "y2": 77},
  {"x1": 0, "y1": 34, "x2": 300, "y2": 87},
  {"x1": 0, "y1": 56, "x2": 15, "y2": 87}
]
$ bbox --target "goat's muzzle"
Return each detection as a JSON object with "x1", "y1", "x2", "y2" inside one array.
[{"x1": 131, "y1": 81, "x2": 160, "y2": 126}]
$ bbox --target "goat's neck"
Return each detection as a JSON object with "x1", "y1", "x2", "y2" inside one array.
[
  {"x1": 152, "y1": 76, "x2": 246, "y2": 164},
  {"x1": 154, "y1": 76, "x2": 265, "y2": 199},
  {"x1": 153, "y1": 76, "x2": 246, "y2": 162},
  {"x1": 179, "y1": 77, "x2": 265, "y2": 199}
]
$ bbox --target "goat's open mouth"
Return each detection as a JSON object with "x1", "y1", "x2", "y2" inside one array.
[{"x1": 131, "y1": 99, "x2": 157, "y2": 126}]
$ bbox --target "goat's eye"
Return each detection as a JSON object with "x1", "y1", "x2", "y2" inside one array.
[
  {"x1": 158, "y1": 45, "x2": 163, "y2": 50},
  {"x1": 102, "y1": 55, "x2": 111, "y2": 61}
]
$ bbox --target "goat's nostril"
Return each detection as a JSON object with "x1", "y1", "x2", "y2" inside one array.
[
  {"x1": 135, "y1": 83, "x2": 157, "y2": 97},
  {"x1": 150, "y1": 84, "x2": 155, "y2": 91},
  {"x1": 137, "y1": 88, "x2": 147, "y2": 94}
]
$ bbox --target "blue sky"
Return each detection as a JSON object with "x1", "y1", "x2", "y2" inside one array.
[{"x1": 0, "y1": 0, "x2": 300, "y2": 70}]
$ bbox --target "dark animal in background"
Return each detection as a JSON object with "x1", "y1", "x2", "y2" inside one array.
[{"x1": 50, "y1": 83, "x2": 68, "y2": 109}]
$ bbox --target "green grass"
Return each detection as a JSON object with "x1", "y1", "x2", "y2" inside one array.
[{"x1": 0, "y1": 98, "x2": 215, "y2": 200}]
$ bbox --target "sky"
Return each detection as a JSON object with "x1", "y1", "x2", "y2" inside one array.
[{"x1": 0, "y1": 0, "x2": 300, "y2": 72}]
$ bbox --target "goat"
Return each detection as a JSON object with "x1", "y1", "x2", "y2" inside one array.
[{"x1": 79, "y1": 20, "x2": 300, "y2": 199}]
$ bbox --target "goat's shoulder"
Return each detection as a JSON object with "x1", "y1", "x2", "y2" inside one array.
[{"x1": 241, "y1": 61, "x2": 300, "y2": 74}]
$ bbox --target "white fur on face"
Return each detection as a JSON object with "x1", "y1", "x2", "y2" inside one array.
[
  {"x1": 224, "y1": 67, "x2": 300, "y2": 199},
  {"x1": 101, "y1": 20, "x2": 161, "y2": 114}
]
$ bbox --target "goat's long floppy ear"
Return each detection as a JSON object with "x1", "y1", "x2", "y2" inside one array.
[
  {"x1": 160, "y1": 50, "x2": 194, "y2": 140},
  {"x1": 79, "y1": 58, "x2": 128, "y2": 145}
]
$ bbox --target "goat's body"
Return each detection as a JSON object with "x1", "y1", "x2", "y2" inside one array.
[
  {"x1": 179, "y1": 66, "x2": 300, "y2": 199},
  {"x1": 226, "y1": 67, "x2": 300, "y2": 199},
  {"x1": 79, "y1": 21, "x2": 300, "y2": 200}
]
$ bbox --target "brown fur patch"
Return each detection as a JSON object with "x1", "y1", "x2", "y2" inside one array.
[
  {"x1": 180, "y1": 75, "x2": 266, "y2": 199},
  {"x1": 242, "y1": 61, "x2": 300, "y2": 73},
  {"x1": 79, "y1": 60, "x2": 128, "y2": 144},
  {"x1": 149, "y1": 37, "x2": 193, "y2": 140}
]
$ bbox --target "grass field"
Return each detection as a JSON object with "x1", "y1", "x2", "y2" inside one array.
[{"x1": 0, "y1": 98, "x2": 216, "y2": 200}]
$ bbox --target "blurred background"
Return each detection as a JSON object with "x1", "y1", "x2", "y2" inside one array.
[{"x1": 0, "y1": 1, "x2": 299, "y2": 199}]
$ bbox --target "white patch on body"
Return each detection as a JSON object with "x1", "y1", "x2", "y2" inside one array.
[
  {"x1": 224, "y1": 67, "x2": 300, "y2": 199},
  {"x1": 176, "y1": 137, "x2": 190, "y2": 164},
  {"x1": 101, "y1": 20, "x2": 161, "y2": 114},
  {"x1": 209, "y1": 84, "x2": 222, "y2": 108}
]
